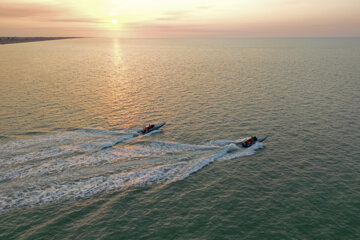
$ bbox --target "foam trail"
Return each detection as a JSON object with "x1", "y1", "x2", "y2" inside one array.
[
  {"x1": 201, "y1": 139, "x2": 235, "y2": 146},
  {"x1": 0, "y1": 132, "x2": 265, "y2": 214},
  {"x1": 171, "y1": 144, "x2": 238, "y2": 182},
  {"x1": 99, "y1": 133, "x2": 139, "y2": 149},
  {"x1": 0, "y1": 129, "x2": 138, "y2": 153},
  {"x1": 80, "y1": 128, "x2": 128, "y2": 135},
  {"x1": 0, "y1": 140, "x2": 215, "y2": 183},
  {"x1": 0, "y1": 148, "x2": 115, "y2": 183},
  {"x1": 0, "y1": 147, "x2": 76, "y2": 166},
  {"x1": 142, "y1": 129, "x2": 161, "y2": 137},
  {"x1": 0, "y1": 161, "x2": 188, "y2": 213},
  {"x1": 132, "y1": 141, "x2": 218, "y2": 153},
  {"x1": 219, "y1": 142, "x2": 264, "y2": 161},
  {"x1": 202, "y1": 138, "x2": 251, "y2": 147},
  {"x1": 0, "y1": 132, "x2": 87, "y2": 151}
]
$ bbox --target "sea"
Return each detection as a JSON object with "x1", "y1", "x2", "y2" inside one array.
[{"x1": 0, "y1": 38, "x2": 359, "y2": 239}]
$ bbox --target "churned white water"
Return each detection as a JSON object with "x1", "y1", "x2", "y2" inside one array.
[{"x1": 0, "y1": 128, "x2": 263, "y2": 213}]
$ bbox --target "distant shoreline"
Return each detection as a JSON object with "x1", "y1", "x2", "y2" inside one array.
[{"x1": 0, "y1": 37, "x2": 82, "y2": 45}]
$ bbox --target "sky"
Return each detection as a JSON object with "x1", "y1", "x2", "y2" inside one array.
[{"x1": 0, "y1": 0, "x2": 359, "y2": 38}]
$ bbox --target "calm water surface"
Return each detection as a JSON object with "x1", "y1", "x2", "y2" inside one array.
[{"x1": 0, "y1": 38, "x2": 359, "y2": 239}]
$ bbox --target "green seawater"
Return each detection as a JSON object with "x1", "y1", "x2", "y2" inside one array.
[{"x1": 0, "y1": 38, "x2": 359, "y2": 239}]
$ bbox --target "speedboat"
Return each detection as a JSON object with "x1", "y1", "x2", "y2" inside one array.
[
  {"x1": 139, "y1": 122, "x2": 166, "y2": 134},
  {"x1": 238, "y1": 136, "x2": 267, "y2": 148}
]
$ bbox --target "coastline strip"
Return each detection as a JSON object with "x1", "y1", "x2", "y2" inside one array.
[{"x1": 0, "y1": 37, "x2": 82, "y2": 45}]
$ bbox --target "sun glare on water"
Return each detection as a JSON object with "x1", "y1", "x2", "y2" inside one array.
[{"x1": 112, "y1": 19, "x2": 117, "y2": 24}]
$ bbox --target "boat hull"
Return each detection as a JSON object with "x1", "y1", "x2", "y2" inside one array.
[{"x1": 139, "y1": 122, "x2": 166, "y2": 134}]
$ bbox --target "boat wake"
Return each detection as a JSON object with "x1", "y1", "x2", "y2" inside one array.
[{"x1": 0, "y1": 128, "x2": 264, "y2": 214}]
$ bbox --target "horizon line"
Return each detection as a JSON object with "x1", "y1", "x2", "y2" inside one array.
[{"x1": 1, "y1": 36, "x2": 360, "y2": 39}]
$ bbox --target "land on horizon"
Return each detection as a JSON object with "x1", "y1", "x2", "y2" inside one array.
[{"x1": 0, "y1": 37, "x2": 81, "y2": 45}]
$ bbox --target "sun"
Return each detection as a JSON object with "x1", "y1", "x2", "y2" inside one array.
[{"x1": 112, "y1": 19, "x2": 117, "y2": 24}]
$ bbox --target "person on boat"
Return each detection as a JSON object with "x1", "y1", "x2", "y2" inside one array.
[
  {"x1": 244, "y1": 136, "x2": 256, "y2": 146},
  {"x1": 143, "y1": 124, "x2": 155, "y2": 133}
]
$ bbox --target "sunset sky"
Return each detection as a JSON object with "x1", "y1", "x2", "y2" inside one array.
[{"x1": 0, "y1": 0, "x2": 359, "y2": 38}]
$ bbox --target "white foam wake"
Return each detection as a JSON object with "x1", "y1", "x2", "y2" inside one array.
[{"x1": 0, "y1": 131, "x2": 265, "y2": 214}]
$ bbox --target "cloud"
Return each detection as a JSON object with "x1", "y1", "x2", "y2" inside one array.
[
  {"x1": 197, "y1": 5, "x2": 212, "y2": 10},
  {"x1": 0, "y1": 1, "x2": 65, "y2": 18},
  {"x1": 156, "y1": 10, "x2": 190, "y2": 21},
  {"x1": 155, "y1": 5, "x2": 213, "y2": 22},
  {"x1": 162, "y1": 10, "x2": 189, "y2": 16},
  {"x1": 123, "y1": 22, "x2": 218, "y2": 37},
  {"x1": 0, "y1": 1, "x2": 103, "y2": 24},
  {"x1": 49, "y1": 18, "x2": 105, "y2": 24},
  {"x1": 155, "y1": 16, "x2": 180, "y2": 21}
]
